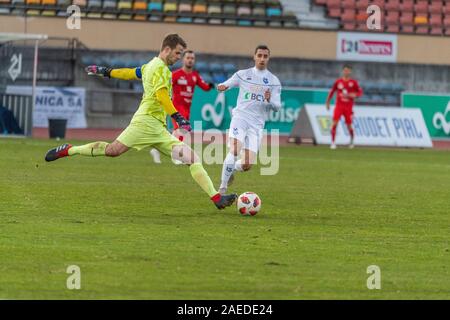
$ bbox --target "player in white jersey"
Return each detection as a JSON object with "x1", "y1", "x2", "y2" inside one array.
[{"x1": 217, "y1": 45, "x2": 282, "y2": 194}]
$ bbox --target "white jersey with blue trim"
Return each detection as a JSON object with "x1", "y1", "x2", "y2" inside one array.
[{"x1": 220, "y1": 67, "x2": 282, "y2": 129}]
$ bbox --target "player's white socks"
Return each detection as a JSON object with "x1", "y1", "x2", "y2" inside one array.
[
  {"x1": 235, "y1": 159, "x2": 244, "y2": 172},
  {"x1": 220, "y1": 153, "x2": 237, "y2": 189},
  {"x1": 150, "y1": 148, "x2": 161, "y2": 164}
]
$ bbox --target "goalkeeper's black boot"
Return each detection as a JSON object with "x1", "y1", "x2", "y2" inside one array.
[
  {"x1": 211, "y1": 193, "x2": 238, "y2": 210},
  {"x1": 45, "y1": 144, "x2": 72, "y2": 162}
]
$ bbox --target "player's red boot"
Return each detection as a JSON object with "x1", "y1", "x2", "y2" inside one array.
[
  {"x1": 211, "y1": 193, "x2": 237, "y2": 210},
  {"x1": 45, "y1": 144, "x2": 72, "y2": 162}
]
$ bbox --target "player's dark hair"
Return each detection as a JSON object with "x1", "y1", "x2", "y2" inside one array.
[
  {"x1": 255, "y1": 44, "x2": 270, "y2": 54},
  {"x1": 161, "y1": 34, "x2": 187, "y2": 51},
  {"x1": 183, "y1": 50, "x2": 195, "y2": 57},
  {"x1": 343, "y1": 64, "x2": 353, "y2": 69}
]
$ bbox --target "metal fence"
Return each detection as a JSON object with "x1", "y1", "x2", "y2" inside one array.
[{"x1": 0, "y1": 93, "x2": 32, "y2": 136}]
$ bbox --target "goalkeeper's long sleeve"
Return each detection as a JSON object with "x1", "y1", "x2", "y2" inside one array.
[
  {"x1": 110, "y1": 67, "x2": 141, "y2": 80},
  {"x1": 155, "y1": 87, "x2": 178, "y2": 116}
]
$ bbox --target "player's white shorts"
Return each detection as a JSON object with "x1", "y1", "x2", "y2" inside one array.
[{"x1": 228, "y1": 117, "x2": 263, "y2": 153}]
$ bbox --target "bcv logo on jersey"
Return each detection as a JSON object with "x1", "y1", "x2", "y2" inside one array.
[{"x1": 244, "y1": 92, "x2": 267, "y2": 102}]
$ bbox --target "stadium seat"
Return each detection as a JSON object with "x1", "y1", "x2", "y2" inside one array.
[
  {"x1": 148, "y1": 1, "x2": 163, "y2": 12},
  {"x1": 355, "y1": 0, "x2": 368, "y2": 10},
  {"x1": 72, "y1": 0, "x2": 86, "y2": 6},
  {"x1": 209, "y1": 62, "x2": 222, "y2": 73},
  {"x1": 195, "y1": 61, "x2": 208, "y2": 73},
  {"x1": 209, "y1": 18, "x2": 222, "y2": 24},
  {"x1": 87, "y1": 12, "x2": 102, "y2": 18},
  {"x1": 238, "y1": 19, "x2": 252, "y2": 26},
  {"x1": 207, "y1": 3, "x2": 221, "y2": 15},
  {"x1": 178, "y1": 2, "x2": 192, "y2": 14},
  {"x1": 385, "y1": 0, "x2": 400, "y2": 11},
  {"x1": 266, "y1": 7, "x2": 281, "y2": 17},
  {"x1": 164, "y1": 15, "x2": 177, "y2": 22},
  {"x1": 252, "y1": 5, "x2": 266, "y2": 16},
  {"x1": 400, "y1": 0, "x2": 414, "y2": 12},
  {"x1": 103, "y1": 0, "x2": 116, "y2": 9},
  {"x1": 118, "y1": 1, "x2": 132, "y2": 10},
  {"x1": 133, "y1": 1, "x2": 147, "y2": 11},
  {"x1": 57, "y1": 0, "x2": 71, "y2": 6},
  {"x1": 164, "y1": 1, "x2": 177, "y2": 13},
  {"x1": 103, "y1": 13, "x2": 117, "y2": 19},
  {"x1": 26, "y1": 0, "x2": 41, "y2": 4},
  {"x1": 429, "y1": 1, "x2": 443, "y2": 14},
  {"x1": 42, "y1": 0, "x2": 56, "y2": 5},
  {"x1": 341, "y1": 0, "x2": 356, "y2": 10},
  {"x1": 42, "y1": 9, "x2": 56, "y2": 15},
  {"x1": 400, "y1": 12, "x2": 414, "y2": 26},
  {"x1": 224, "y1": 19, "x2": 237, "y2": 25},
  {"x1": 87, "y1": 0, "x2": 101, "y2": 8},
  {"x1": 237, "y1": 5, "x2": 251, "y2": 16},
  {"x1": 212, "y1": 72, "x2": 227, "y2": 83},
  {"x1": 27, "y1": 9, "x2": 41, "y2": 15},
  {"x1": 414, "y1": 0, "x2": 428, "y2": 14},
  {"x1": 192, "y1": 2, "x2": 207, "y2": 15},
  {"x1": 148, "y1": 15, "x2": 162, "y2": 21},
  {"x1": 223, "y1": 4, "x2": 236, "y2": 16},
  {"x1": 134, "y1": 14, "x2": 147, "y2": 21},
  {"x1": 430, "y1": 27, "x2": 443, "y2": 36},
  {"x1": 177, "y1": 17, "x2": 192, "y2": 23},
  {"x1": 193, "y1": 17, "x2": 207, "y2": 23},
  {"x1": 341, "y1": 9, "x2": 356, "y2": 23}
]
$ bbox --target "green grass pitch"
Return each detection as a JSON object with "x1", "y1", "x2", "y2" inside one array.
[{"x1": 0, "y1": 138, "x2": 448, "y2": 299}]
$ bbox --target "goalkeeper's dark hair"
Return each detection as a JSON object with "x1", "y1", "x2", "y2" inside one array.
[
  {"x1": 255, "y1": 44, "x2": 270, "y2": 54},
  {"x1": 343, "y1": 64, "x2": 353, "y2": 69},
  {"x1": 161, "y1": 34, "x2": 187, "y2": 51}
]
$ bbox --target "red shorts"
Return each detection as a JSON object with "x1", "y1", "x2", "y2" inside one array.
[{"x1": 333, "y1": 105, "x2": 353, "y2": 125}]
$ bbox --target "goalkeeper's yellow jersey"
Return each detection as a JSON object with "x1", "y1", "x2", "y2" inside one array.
[{"x1": 133, "y1": 56, "x2": 172, "y2": 125}]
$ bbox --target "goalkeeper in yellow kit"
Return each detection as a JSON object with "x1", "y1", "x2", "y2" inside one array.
[{"x1": 44, "y1": 34, "x2": 237, "y2": 209}]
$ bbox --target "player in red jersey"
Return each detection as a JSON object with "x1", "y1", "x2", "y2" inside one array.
[{"x1": 325, "y1": 65, "x2": 363, "y2": 149}]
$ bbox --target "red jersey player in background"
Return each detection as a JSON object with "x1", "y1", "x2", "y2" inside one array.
[
  {"x1": 325, "y1": 64, "x2": 363, "y2": 149},
  {"x1": 85, "y1": 50, "x2": 214, "y2": 163}
]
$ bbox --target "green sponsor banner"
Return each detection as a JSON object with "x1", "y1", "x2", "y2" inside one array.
[
  {"x1": 402, "y1": 92, "x2": 450, "y2": 139},
  {"x1": 185, "y1": 88, "x2": 331, "y2": 134}
]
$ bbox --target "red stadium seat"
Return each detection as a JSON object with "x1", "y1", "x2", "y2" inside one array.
[
  {"x1": 328, "y1": 7, "x2": 341, "y2": 18},
  {"x1": 401, "y1": 25, "x2": 414, "y2": 33},
  {"x1": 414, "y1": 0, "x2": 429, "y2": 14},
  {"x1": 385, "y1": 0, "x2": 400, "y2": 11},
  {"x1": 429, "y1": 2, "x2": 443, "y2": 14},
  {"x1": 444, "y1": 16, "x2": 450, "y2": 27},
  {"x1": 443, "y1": 3, "x2": 450, "y2": 15},
  {"x1": 341, "y1": 9, "x2": 356, "y2": 22},
  {"x1": 343, "y1": 22, "x2": 356, "y2": 30},
  {"x1": 430, "y1": 14, "x2": 443, "y2": 27},
  {"x1": 355, "y1": 0, "x2": 369, "y2": 10},
  {"x1": 386, "y1": 24, "x2": 400, "y2": 33},
  {"x1": 415, "y1": 25, "x2": 429, "y2": 35},
  {"x1": 399, "y1": 0, "x2": 414, "y2": 12},
  {"x1": 385, "y1": 11, "x2": 399, "y2": 25},
  {"x1": 326, "y1": 0, "x2": 340, "y2": 9},
  {"x1": 430, "y1": 27, "x2": 443, "y2": 35},
  {"x1": 370, "y1": 0, "x2": 385, "y2": 10},
  {"x1": 400, "y1": 12, "x2": 414, "y2": 26},
  {"x1": 341, "y1": 0, "x2": 356, "y2": 10}
]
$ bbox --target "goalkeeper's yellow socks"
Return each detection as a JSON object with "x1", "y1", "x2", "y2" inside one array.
[
  {"x1": 189, "y1": 163, "x2": 218, "y2": 198},
  {"x1": 68, "y1": 142, "x2": 109, "y2": 157}
]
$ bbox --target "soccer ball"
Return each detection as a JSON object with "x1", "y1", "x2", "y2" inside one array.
[{"x1": 237, "y1": 192, "x2": 262, "y2": 216}]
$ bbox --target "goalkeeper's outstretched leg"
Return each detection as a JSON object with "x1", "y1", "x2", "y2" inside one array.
[{"x1": 45, "y1": 140, "x2": 129, "y2": 162}]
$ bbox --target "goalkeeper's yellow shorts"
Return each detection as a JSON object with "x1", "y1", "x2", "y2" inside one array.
[{"x1": 117, "y1": 114, "x2": 183, "y2": 156}]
